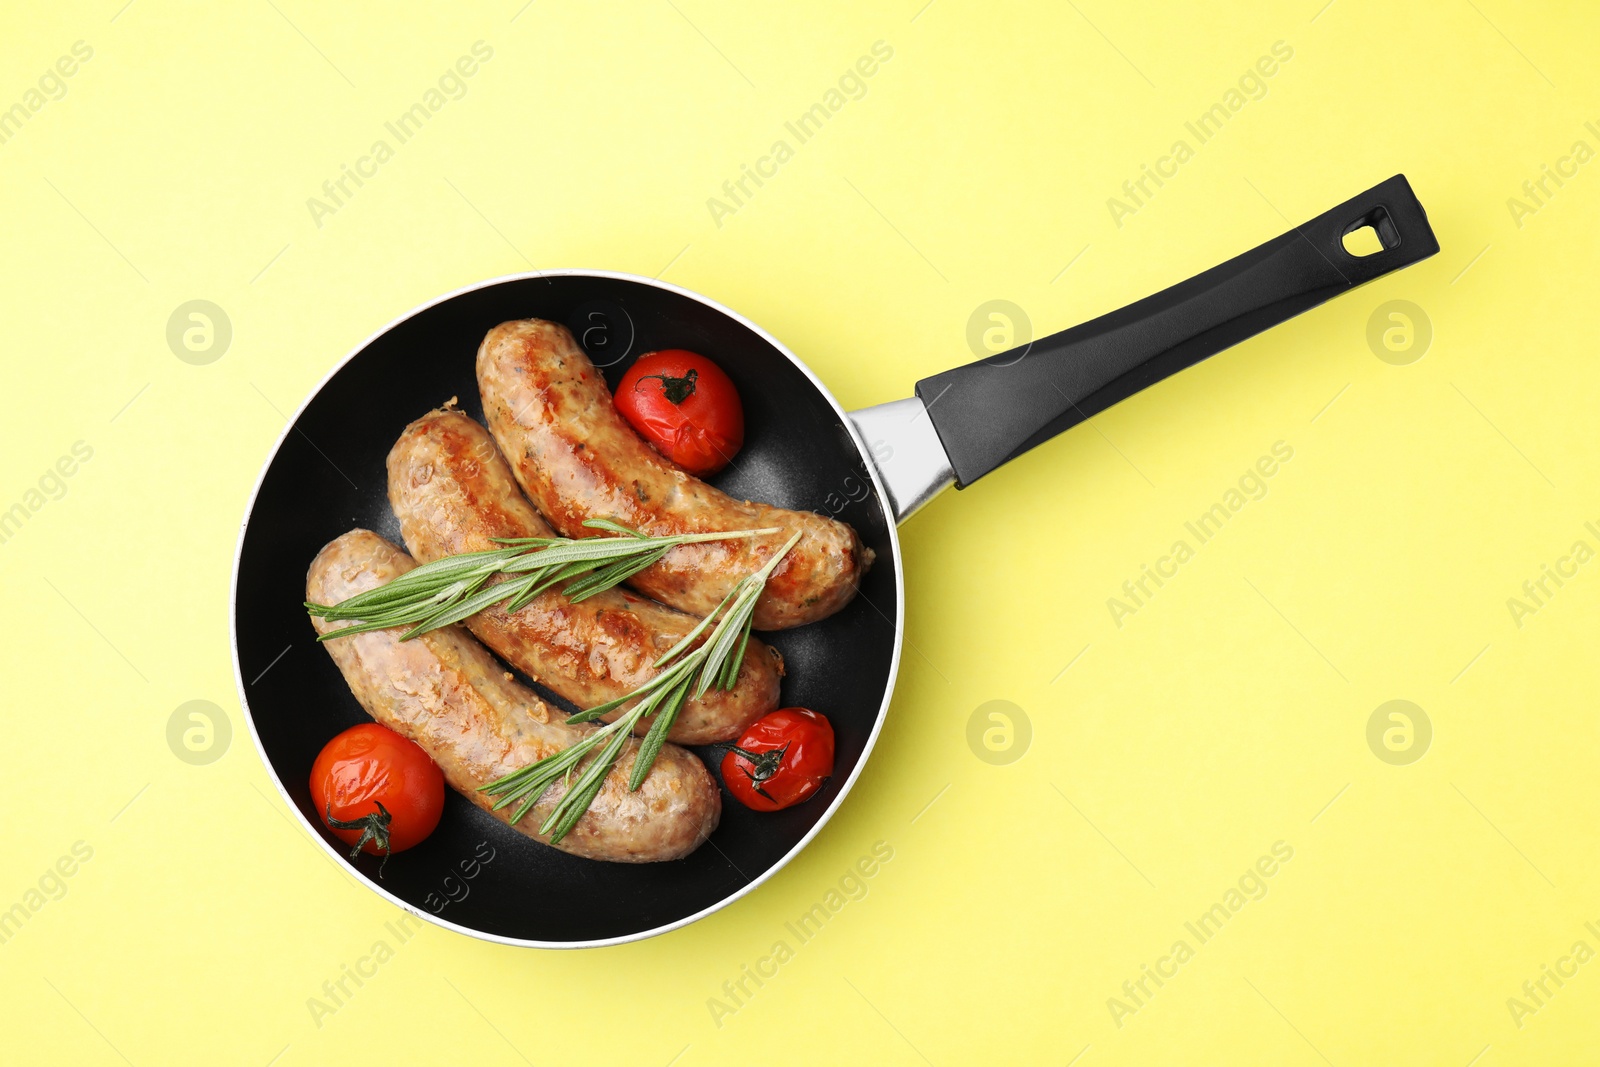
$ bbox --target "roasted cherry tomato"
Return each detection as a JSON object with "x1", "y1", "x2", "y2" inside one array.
[
  {"x1": 720, "y1": 708, "x2": 834, "y2": 812},
  {"x1": 311, "y1": 723, "x2": 445, "y2": 870},
  {"x1": 615, "y1": 349, "x2": 744, "y2": 476}
]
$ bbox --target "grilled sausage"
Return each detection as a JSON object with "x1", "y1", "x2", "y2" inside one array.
[
  {"x1": 307, "y1": 530, "x2": 719, "y2": 864},
  {"x1": 476, "y1": 319, "x2": 872, "y2": 631},
  {"x1": 386, "y1": 405, "x2": 781, "y2": 744}
]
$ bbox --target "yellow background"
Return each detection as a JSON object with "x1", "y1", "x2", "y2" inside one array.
[{"x1": 2, "y1": 0, "x2": 1597, "y2": 1063}]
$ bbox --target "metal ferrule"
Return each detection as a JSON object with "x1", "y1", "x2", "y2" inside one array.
[{"x1": 848, "y1": 396, "x2": 954, "y2": 525}]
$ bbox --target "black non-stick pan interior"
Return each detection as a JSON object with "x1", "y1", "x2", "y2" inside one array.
[{"x1": 234, "y1": 274, "x2": 899, "y2": 944}]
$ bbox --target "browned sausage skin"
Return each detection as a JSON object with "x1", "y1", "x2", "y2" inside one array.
[
  {"x1": 307, "y1": 530, "x2": 719, "y2": 864},
  {"x1": 386, "y1": 405, "x2": 781, "y2": 744},
  {"x1": 476, "y1": 319, "x2": 873, "y2": 631}
]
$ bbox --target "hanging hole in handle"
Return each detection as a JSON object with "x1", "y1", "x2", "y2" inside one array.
[
  {"x1": 1341, "y1": 205, "x2": 1399, "y2": 257},
  {"x1": 1342, "y1": 224, "x2": 1384, "y2": 257}
]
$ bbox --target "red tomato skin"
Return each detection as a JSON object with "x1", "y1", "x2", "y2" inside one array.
[
  {"x1": 721, "y1": 708, "x2": 835, "y2": 812},
  {"x1": 615, "y1": 350, "x2": 744, "y2": 476},
  {"x1": 311, "y1": 723, "x2": 445, "y2": 854}
]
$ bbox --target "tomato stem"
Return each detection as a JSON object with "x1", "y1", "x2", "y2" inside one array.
[
  {"x1": 325, "y1": 801, "x2": 393, "y2": 876},
  {"x1": 726, "y1": 743, "x2": 789, "y2": 802},
  {"x1": 635, "y1": 367, "x2": 698, "y2": 404}
]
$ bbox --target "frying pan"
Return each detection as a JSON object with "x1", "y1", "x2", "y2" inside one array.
[{"x1": 232, "y1": 174, "x2": 1438, "y2": 947}]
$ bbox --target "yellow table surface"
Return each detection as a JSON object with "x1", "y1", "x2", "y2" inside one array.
[{"x1": 4, "y1": 1, "x2": 1599, "y2": 1063}]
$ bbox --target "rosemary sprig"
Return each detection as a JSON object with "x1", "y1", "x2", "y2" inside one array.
[
  {"x1": 479, "y1": 531, "x2": 802, "y2": 844},
  {"x1": 305, "y1": 519, "x2": 778, "y2": 641}
]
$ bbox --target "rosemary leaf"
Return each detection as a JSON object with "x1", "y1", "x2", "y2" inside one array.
[
  {"x1": 694, "y1": 599, "x2": 752, "y2": 698},
  {"x1": 628, "y1": 672, "x2": 694, "y2": 791},
  {"x1": 722, "y1": 623, "x2": 752, "y2": 690},
  {"x1": 564, "y1": 657, "x2": 694, "y2": 724},
  {"x1": 399, "y1": 573, "x2": 538, "y2": 639},
  {"x1": 560, "y1": 544, "x2": 672, "y2": 602},
  {"x1": 307, "y1": 547, "x2": 522, "y2": 616},
  {"x1": 651, "y1": 584, "x2": 740, "y2": 669},
  {"x1": 578, "y1": 518, "x2": 647, "y2": 538},
  {"x1": 541, "y1": 718, "x2": 636, "y2": 842}
]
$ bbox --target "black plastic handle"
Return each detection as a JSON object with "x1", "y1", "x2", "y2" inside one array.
[{"x1": 916, "y1": 174, "x2": 1440, "y2": 488}]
